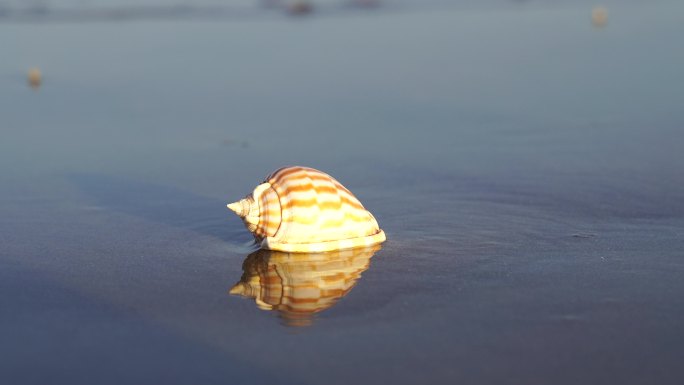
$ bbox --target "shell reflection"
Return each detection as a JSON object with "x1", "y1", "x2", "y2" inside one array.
[{"x1": 229, "y1": 245, "x2": 381, "y2": 327}]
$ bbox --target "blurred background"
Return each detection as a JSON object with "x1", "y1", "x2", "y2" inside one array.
[{"x1": 2, "y1": 1, "x2": 684, "y2": 384}]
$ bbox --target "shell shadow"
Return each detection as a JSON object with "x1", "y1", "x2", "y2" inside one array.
[
  {"x1": 68, "y1": 173, "x2": 251, "y2": 244},
  {"x1": 229, "y1": 244, "x2": 382, "y2": 327}
]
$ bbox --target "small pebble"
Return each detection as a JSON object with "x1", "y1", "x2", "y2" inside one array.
[
  {"x1": 592, "y1": 6, "x2": 608, "y2": 28},
  {"x1": 27, "y1": 67, "x2": 42, "y2": 90}
]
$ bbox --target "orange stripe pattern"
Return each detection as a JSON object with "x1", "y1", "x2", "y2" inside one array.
[{"x1": 249, "y1": 166, "x2": 385, "y2": 252}]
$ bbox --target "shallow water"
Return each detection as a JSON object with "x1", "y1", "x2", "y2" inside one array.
[{"x1": 2, "y1": 1, "x2": 684, "y2": 384}]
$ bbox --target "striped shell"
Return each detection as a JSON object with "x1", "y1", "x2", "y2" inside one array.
[
  {"x1": 227, "y1": 166, "x2": 386, "y2": 252},
  {"x1": 229, "y1": 245, "x2": 380, "y2": 327}
]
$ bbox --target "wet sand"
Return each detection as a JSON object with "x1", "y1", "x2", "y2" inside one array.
[{"x1": 1, "y1": 2, "x2": 684, "y2": 384}]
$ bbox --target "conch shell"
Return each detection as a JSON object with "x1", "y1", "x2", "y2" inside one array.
[
  {"x1": 227, "y1": 166, "x2": 386, "y2": 252},
  {"x1": 229, "y1": 245, "x2": 380, "y2": 327}
]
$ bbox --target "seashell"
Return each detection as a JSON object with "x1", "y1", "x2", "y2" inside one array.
[
  {"x1": 227, "y1": 166, "x2": 386, "y2": 252},
  {"x1": 229, "y1": 245, "x2": 380, "y2": 327}
]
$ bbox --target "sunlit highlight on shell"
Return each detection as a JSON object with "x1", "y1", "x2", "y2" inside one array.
[{"x1": 227, "y1": 166, "x2": 386, "y2": 252}]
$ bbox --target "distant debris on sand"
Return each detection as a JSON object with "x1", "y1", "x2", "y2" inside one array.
[
  {"x1": 351, "y1": 0, "x2": 381, "y2": 8},
  {"x1": 591, "y1": 6, "x2": 608, "y2": 28},
  {"x1": 27, "y1": 67, "x2": 42, "y2": 90},
  {"x1": 287, "y1": 0, "x2": 313, "y2": 15}
]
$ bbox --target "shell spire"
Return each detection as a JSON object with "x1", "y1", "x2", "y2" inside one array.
[
  {"x1": 227, "y1": 166, "x2": 386, "y2": 252},
  {"x1": 227, "y1": 198, "x2": 251, "y2": 218},
  {"x1": 227, "y1": 190, "x2": 262, "y2": 234}
]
